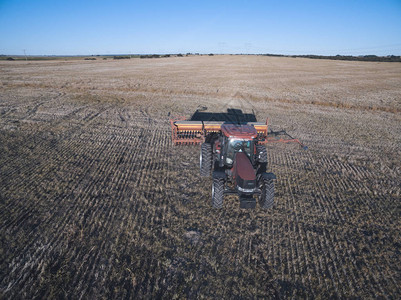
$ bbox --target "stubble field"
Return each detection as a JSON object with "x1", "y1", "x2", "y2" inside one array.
[{"x1": 1, "y1": 55, "x2": 400, "y2": 298}]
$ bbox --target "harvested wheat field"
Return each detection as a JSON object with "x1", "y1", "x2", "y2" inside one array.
[{"x1": 1, "y1": 55, "x2": 400, "y2": 298}]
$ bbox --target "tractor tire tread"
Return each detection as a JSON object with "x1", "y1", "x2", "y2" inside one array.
[
  {"x1": 212, "y1": 178, "x2": 224, "y2": 209},
  {"x1": 257, "y1": 145, "x2": 268, "y2": 163},
  {"x1": 260, "y1": 179, "x2": 274, "y2": 209},
  {"x1": 200, "y1": 143, "x2": 212, "y2": 177}
]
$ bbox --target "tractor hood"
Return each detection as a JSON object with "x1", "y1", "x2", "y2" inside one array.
[{"x1": 234, "y1": 152, "x2": 256, "y2": 193}]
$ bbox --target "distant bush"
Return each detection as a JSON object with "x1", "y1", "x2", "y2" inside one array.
[
  {"x1": 6, "y1": 57, "x2": 15, "y2": 61},
  {"x1": 177, "y1": 54, "x2": 183, "y2": 57},
  {"x1": 140, "y1": 55, "x2": 161, "y2": 59},
  {"x1": 208, "y1": 53, "x2": 214, "y2": 56},
  {"x1": 113, "y1": 56, "x2": 130, "y2": 60},
  {"x1": 84, "y1": 58, "x2": 96, "y2": 60}
]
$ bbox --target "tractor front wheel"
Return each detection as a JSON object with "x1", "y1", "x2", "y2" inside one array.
[
  {"x1": 256, "y1": 145, "x2": 267, "y2": 163},
  {"x1": 259, "y1": 179, "x2": 274, "y2": 209},
  {"x1": 200, "y1": 143, "x2": 212, "y2": 177},
  {"x1": 212, "y1": 178, "x2": 224, "y2": 208}
]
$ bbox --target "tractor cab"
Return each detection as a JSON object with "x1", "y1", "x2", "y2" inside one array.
[
  {"x1": 220, "y1": 124, "x2": 258, "y2": 167},
  {"x1": 225, "y1": 138, "x2": 254, "y2": 166}
]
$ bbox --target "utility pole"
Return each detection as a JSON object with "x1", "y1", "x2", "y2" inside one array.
[{"x1": 23, "y1": 49, "x2": 27, "y2": 61}]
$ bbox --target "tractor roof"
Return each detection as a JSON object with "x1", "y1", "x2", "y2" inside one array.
[{"x1": 221, "y1": 124, "x2": 258, "y2": 139}]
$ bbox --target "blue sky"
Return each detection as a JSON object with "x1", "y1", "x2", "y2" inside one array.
[{"x1": 0, "y1": 0, "x2": 400, "y2": 55}]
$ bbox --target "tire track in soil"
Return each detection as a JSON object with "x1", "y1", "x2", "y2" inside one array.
[
  {"x1": 267, "y1": 146, "x2": 398, "y2": 298},
  {"x1": 51, "y1": 124, "x2": 148, "y2": 288},
  {"x1": 307, "y1": 152, "x2": 399, "y2": 297},
  {"x1": 0, "y1": 99, "x2": 93, "y2": 186},
  {"x1": 0, "y1": 103, "x2": 112, "y2": 231},
  {"x1": 270, "y1": 148, "x2": 346, "y2": 297},
  {"x1": 79, "y1": 128, "x2": 169, "y2": 296},
  {"x1": 61, "y1": 110, "x2": 169, "y2": 297},
  {"x1": 296, "y1": 152, "x2": 380, "y2": 298},
  {"x1": 0, "y1": 104, "x2": 117, "y2": 296},
  {"x1": 0, "y1": 90, "x2": 65, "y2": 123},
  {"x1": 10, "y1": 132, "x2": 127, "y2": 294},
  {"x1": 0, "y1": 132, "x2": 113, "y2": 294}
]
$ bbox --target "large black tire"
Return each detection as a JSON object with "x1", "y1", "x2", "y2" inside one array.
[
  {"x1": 200, "y1": 143, "x2": 212, "y2": 177},
  {"x1": 212, "y1": 178, "x2": 224, "y2": 208},
  {"x1": 256, "y1": 145, "x2": 267, "y2": 163},
  {"x1": 259, "y1": 179, "x2": 274, "y2": 209}
]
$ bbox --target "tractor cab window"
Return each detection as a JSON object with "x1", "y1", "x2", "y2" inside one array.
[{"x1": 226, "y1": 139, "x2": 253, "y2": 165}]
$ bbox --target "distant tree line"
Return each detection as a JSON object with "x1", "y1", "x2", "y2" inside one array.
[{"x1": 261, "y1": 53, "x2": 401, "y2": 62}]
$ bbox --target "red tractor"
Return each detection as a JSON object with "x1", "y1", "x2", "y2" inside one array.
[{"x1": 171, "y1": 111, "x2": 305, "y2": 209}]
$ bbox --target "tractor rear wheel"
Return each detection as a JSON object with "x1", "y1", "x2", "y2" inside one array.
[
  {"x1": 259, "y1": 179, "x2": 274, "y2": 209},
  {"x1": 200, "y1": 143, "x2": 212, "y2": 177},
  {"x1": 212, "y1": 178, "x2": 224, "y2": 208}
]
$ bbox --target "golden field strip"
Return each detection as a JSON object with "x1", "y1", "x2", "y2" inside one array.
[{"x1": 1, "y1": 55, "x2": 400, "y2": 298}]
